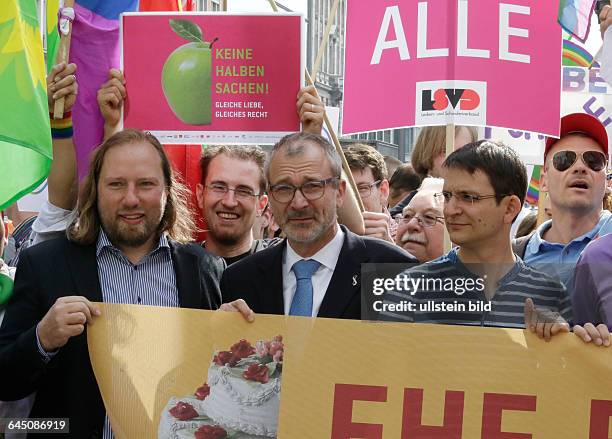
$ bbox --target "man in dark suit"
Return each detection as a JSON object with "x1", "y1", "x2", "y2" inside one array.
[
  {"x1": 221, "y1": 132, "x2": 415, "y2": 320},
  {"x1": 0, "y1": 129, "x2": 223, "y2": 438}
]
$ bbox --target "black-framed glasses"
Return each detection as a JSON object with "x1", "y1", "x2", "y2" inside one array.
[
  {"x1": 440, "y1": 191, "x2": 508, "y2": 205},
  {"x1": 269, "y1": 177, "x2": 340, "y2": 203},
  {"x1": 552, "y1": 150, "x2": 607, "y2": 172},
  {"x1": 394, "y1": 212, "x2": 444, "y2": 227},
  {"x1": 206, "y1": 183, "x2": 260, "y2": 200},
  {"x1": 356, "y1": 180, "x2": 381, "y2": 198}
]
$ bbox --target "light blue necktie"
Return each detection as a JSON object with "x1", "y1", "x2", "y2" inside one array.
[{"x1": 289, "y1": 259, "x2": 321, "y2": 316}]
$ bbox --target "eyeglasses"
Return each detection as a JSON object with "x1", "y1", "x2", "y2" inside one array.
[
  {"x1": 206, "y1": 183, "x2": 260, "y2": 200},
  {"x1": 440, "y1": 191, "x2": 507, "y2": 205},
  {"x1": 551, "y1": 150, "x2": 607, "y2": 172},
  {"x1": 356, "y1": 180, "x2": 381, "y2": 198},
  {"x1": 394, "y1": 212, "x2": 444, "y2": 227},
  {"x1": 269, "y1": 177, "x2": 340, "y2": 203}
]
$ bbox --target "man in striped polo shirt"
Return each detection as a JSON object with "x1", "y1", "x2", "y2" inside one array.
[
  {"x1": 0, "y1": 129, "x2": 224, "y2": 438},
  {"x1": 383, "y1": 141, "x2": 574, "y2": 337}
]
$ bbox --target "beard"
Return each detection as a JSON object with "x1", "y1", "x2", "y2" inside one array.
[
  {"x1": 280, "y1": 206, "x2": 336, "y2": 244},
  {"x1": 100, "y1": 211, "x2": 162, "y2": 249},
  {"x1": 207, "y1": 227, "x2": 243, "y2": 246},
  {"x1": 204, "y1": 209, "x2": 252, "y2": 247}
]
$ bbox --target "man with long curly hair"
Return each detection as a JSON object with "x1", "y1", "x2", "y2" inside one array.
[{"x1": 0, "y1": 129, "x2": 223, "y2": 438}]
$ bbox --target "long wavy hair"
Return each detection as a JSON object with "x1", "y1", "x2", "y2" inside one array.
[{"x1": 67, "y1": 129, "x2": 195, "y2": 245}]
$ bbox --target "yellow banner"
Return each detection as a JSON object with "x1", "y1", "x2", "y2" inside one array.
[{"x1": 88, "y1": 304, "x2": 612, "y2": 438}]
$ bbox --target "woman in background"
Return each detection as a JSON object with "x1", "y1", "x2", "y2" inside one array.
[{"x1": 411, "y1": 125, "x2": 478, "y2": 178}]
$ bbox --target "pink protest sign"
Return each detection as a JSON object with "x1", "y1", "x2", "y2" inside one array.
[
  {"x1": 122, "y1": 13, "x2": 303, "y2": 144},
  {"x1": 343, "y1": 0, "x2": 562, "y2": 137}
]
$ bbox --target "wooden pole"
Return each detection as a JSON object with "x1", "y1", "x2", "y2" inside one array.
[
  {"x1": 267, "y1": 0, "x2": 278, "y2": 12},
  {"x1": 52, "y1": 0, "x2": 75, "y2": 119},
  {"x1": 311, "y1": 0, "x2": 340, "y2": 81},
  {"x1": 443, "y1": 123, "x2": 455, "y2": 253},
  {"x1": 305, "y1": 70, "x2": 364, "y2": 213}
]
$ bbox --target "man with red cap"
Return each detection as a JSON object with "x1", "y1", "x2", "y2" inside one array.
[{"x1": 513, "y1": 113, "x2": 610, "y2": 289}]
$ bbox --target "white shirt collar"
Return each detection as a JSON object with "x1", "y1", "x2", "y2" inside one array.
[{"x1": 285, "y1": 225, "x2": 345, "y2": 272}]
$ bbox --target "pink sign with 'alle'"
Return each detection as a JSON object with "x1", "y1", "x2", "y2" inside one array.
[{"x1": 343, "y1": 0, "x2": 561, "y2": 137}]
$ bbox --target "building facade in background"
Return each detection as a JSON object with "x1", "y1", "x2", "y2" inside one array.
[{"x1": 195, "y1": 0, "x2": 224, "y2": 11}]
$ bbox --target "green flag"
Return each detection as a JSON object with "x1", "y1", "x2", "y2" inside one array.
[
  {"x1": 46, "y1": 0, "x2": 61, "y2": 72},
  {"x1": 0, "y1": 0, "x2": 52, "y2": 210}
]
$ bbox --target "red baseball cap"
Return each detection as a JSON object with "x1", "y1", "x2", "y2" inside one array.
[{"x1": 545, "y1": 113, "x2": 608, "y2": 160}]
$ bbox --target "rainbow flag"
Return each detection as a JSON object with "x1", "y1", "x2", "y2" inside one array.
[
  {"x1": 0, "y1": 0, "x2": 52, "y2": 209},
  {"x1": 558, "y1": 0, "x2": 597, "y2": 43},
  {"x1": 562, "y1": 37, "x2": 599, "y2": 67},
  {"x1": 526, "y1": 165, "x2": 542, "y2": 206}
]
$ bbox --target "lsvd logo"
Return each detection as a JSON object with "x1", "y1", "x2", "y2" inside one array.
[
  {"x1": 421, "y1": 88, "x2": 480, "y2": 112},
  {"x1": 415, "y1": 80, "x2": 487, "y2": 126}
]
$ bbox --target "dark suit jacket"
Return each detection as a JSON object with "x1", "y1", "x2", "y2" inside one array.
[
  {"x1": 0, "y1": 236, "x2": 223, "y2": 438},
  {"x1": 221, "y1": 225, "x2": 416, "y2": 319}
]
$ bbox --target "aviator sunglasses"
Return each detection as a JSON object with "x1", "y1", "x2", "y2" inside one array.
[{"x1": 551, "y1": 150, "x2": 608, "y2": 172}]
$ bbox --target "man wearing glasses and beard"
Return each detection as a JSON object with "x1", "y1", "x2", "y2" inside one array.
[
  {"x1": 220, "y1": 132, "x2": 415, "y2": 320},
  {"x1": 513, "y1": 113, "x2": 611, "y2": 288}
]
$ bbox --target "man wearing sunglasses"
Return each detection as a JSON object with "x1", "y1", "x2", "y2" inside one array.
[
  {"x1": 516, "y1": 113, "x2": 610, "y2": 288},
  {"x1": 220, "y1": 132, "x2": 415, "y2": 320}
]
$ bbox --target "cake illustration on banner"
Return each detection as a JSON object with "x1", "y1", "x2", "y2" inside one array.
[
  {"x1": 162, "y1": 19, "x2": 218, "y2": 125},
  {"x1": 158, "y1": 336, "x2": 283, "y2": 438}
]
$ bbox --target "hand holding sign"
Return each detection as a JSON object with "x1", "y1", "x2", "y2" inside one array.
[
  {"x1": 97, "y1": 68, "x2": 126, "y2": 138},
  {"x1": 297, "y1": 85, "x2": 324, "y2": 135}
]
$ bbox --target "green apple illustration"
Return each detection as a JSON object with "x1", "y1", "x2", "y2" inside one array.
[{"x1": 162, "y1": 20, "x2": 218, "y2": 125}]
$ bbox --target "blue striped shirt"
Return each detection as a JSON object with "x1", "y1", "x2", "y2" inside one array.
[
  {"x1": 96, "y1": 230, "x2": 179, "y2": 439},
  {"x1": 96, "y1": 230, "x2": 179, "y2": 307}
]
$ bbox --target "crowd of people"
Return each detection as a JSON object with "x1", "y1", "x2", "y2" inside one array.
[{"x1": 3, "y1": 14, "x2": 612, "y2": 436}]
